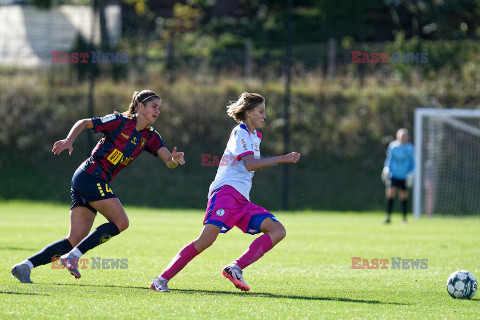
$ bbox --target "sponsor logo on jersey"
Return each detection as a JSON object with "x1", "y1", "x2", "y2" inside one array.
[
  {"x1": 121, "y1": 133, "x2": 129, "y2": 139},
  {"x1": 120, "y1": 155, "x2": 133, "y2": 166},
  {"x1": 100, "y1": 114, "x2": 116, "y2": 123},
  {"x1": 107, "y1": 148, "x2": 123, "y2": 165}
]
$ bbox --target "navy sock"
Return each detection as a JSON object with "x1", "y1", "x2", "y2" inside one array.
[
  {"x1": 76, "y1": 222, "x2": 120, "y2": 255},
  {"x1": 401, "y1": 199, "x2": 408, "y2": 220},
  {"x1": 386, "y1": 198, "x2": 394, "y2": 218},
  {"x1": 28, "y1": 238, "x2": 73, "y2": 268}
]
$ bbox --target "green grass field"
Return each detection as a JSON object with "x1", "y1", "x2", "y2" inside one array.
[{"x1": 1, "y1": 201, "x2": 479, "y2": 319}]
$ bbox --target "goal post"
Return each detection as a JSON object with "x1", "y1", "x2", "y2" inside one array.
[{"x1": 414, "y1": 108, "x2": 480, "y2": 218}]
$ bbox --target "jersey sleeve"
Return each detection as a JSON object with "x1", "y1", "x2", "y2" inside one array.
[
  {"x1": 92, "y1": 113, "x2": 124, "y2": 134},
  {"x1": 384, "y1": 142, "x2": 393, "y2": 169},
  {"x1": 145, "y1": 127, "x2": 165, "y2": 156},
  {"x1": 233, "y1": 128, "x2": 254, "y2": 161}
]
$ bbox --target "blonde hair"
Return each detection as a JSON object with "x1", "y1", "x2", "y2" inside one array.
[
  {"x1": 226, "y1": 92, "x2": 265, "y2": 123},
  {"x1": 123, "y1": 90, "x2": 161, "y2": 115}
]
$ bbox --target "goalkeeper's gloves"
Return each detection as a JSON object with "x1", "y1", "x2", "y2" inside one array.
[
  {"x1": 406, "y1": 172, "x2": 414, "y2": 188},
  {"x1": 381, "y1": 167, "x2": 391, "y2": 183}
]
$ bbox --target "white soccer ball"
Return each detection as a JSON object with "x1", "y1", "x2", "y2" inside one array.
[{"x1": 446, "y1": 270, "x2": 477, "y2": 299}]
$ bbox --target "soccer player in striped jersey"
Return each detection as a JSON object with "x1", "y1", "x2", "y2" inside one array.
[
  {"x1": 150, "y1": 92, "x2": 301, "y2": 292},
  {"x1": 381, "y1": 128, "x2": 415, "y2": 224},
  {"x1": 11, "y1": 90, "x2": 185, "y2": 283}
]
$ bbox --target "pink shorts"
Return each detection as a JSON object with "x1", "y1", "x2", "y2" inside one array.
[{"x1": 204, "y1": 185, "x2": 278, "y2": 235}]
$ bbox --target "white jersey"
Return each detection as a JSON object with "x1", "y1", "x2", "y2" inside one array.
[{"x1": 208, "y1": 123, "x2": 262, "y2": 200}]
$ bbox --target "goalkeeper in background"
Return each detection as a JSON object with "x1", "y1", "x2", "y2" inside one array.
[{"x1": 381, "y1": 128, "x2": 415, "y2": 224}]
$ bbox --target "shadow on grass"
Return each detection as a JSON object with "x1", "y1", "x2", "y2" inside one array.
[
  {"x1": 0, "y1": 291, "x2": 49, "y2": 296},
  {"x1": 0, "y1": 247, "x2": 36, "y2": 251},
  {"x1": 50, "y1": 283, "x2": 408, "y2": 305},
  {"x1": 174, "y1": 288, "x2": 409, "y2": 305}
]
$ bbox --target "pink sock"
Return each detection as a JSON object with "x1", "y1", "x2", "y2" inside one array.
[
  {"x1": 235, "y1": 234, "x2": 274, "y2": 269},
  {"x1": 161, "y1": 242, "x2": 199, "y2": 281}
]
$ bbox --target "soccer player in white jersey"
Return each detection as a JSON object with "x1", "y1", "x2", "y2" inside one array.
[
  {"x1": 381, "y1": 128, "x2": 415, "y2": 224},
  {"x1": 150, "y1": 92, "x2": 301, "y2": 292}
]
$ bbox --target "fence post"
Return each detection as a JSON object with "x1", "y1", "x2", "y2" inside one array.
[
  {"x1": 282, "y1": 0, "x2": 293, "y2": 211},
  {"x1": 327, "y1": 37, "x2": 336, "y2": 79}
]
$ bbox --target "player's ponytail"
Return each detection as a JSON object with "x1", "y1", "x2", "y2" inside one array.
[
  {"x1": 123, "y1": 90, "x2": 161, "y2": 115},
  {"x1": 226, "y1": 92, "x2": 265, "y2": 123},
  {"x1": 125, "y1": 91, "x2": 140, "y2": 115}
]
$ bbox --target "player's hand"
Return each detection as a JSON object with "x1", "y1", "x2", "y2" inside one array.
[
  {"x1": 171, "y1": 146, "x2": 185, "y2": 165},
  {"x1": 283, "y1": 152, "x2": 301, "y2": 163},
  {"x1": 52, "y1": 139, "x2": 73, "y2": 155},
  {"x1": 406, "y1": 172, "x2": 414, "y2": 188},
  {"x1": 381, "y1": 167, "x2": 390, "y2": 183}
]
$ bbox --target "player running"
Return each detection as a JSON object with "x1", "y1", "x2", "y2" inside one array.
[
  {"x1": 150, "y1": 92, "x2": 300, "y2": 292},
  {"x1": 381, "y1": 128, "x2": 415, "y2": 224},
  {"x1": 11, "y1": 90, "x2": 185, "y2": 283}
]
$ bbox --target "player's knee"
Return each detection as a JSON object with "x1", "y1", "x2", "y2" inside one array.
[
  {"x1": 114, "y1": 218, "x2": 129, "y2": 233},
  {"x1": 270, "y1": 223, "x2": 286, "y2": 243},
  {"x1": 277, "y1": 224, "x2": 286, "y2": 241},
  {"x1": 194, "y1": 237, "x2": 215, "y2": 252}
]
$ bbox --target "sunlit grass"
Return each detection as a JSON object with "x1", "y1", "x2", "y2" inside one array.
[{"x1": 1, "y1": 201, "x2": 479, "y2": 319}]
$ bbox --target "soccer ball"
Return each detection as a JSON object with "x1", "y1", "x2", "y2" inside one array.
[{"x1": 446, "y1": 270, "x2": 477, "y2": 299}]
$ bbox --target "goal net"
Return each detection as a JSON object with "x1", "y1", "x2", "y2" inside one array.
[{"x1": 414, "y1": 108, "x2": 480, "y2": 217}]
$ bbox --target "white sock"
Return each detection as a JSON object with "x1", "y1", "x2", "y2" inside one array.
[
  {"x1": 23, "y1": 260, "x2": 34, "y2": 270},
  {"x1": 71, "y1": 248, "x2": 83, "y2": 258}
]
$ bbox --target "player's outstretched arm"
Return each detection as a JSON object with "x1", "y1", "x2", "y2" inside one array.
[
  {"x1": 242, "y1": 152, "x2": 300, "y2": 172},
  {"x1": 157, "y1": 146, "x2": 185, "y2": 168},
  {"x1": 52, "y1": 119, "x2": 93, "y2": 155}
]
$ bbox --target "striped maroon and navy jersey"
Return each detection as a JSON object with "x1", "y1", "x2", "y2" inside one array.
[{"x1": 80, "y1": 113, "x2": 164, "y2": 182}]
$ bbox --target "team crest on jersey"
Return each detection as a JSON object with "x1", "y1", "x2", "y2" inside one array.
[
  {"x1": 216, "y1": 209, "x2": 225, "y2": 217},
  {"x1": 100, "y1": 114, "x2": 116, "y2": 123}
]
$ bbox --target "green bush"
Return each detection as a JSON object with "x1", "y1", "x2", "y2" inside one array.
[{"x1": 1, "y1": 68, "x2": 480, "y2": 210}]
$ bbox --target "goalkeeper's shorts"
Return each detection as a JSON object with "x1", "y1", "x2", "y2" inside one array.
[{"x1": 387, "y1": 177, "x2": 407, "y2": 190}]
